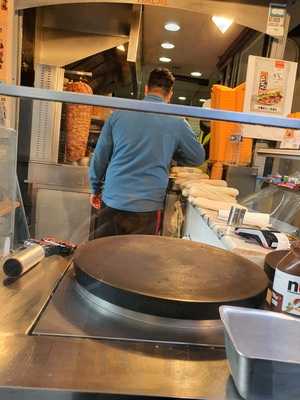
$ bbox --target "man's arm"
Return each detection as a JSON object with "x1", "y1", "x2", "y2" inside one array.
[
  {"x1": 89, "y1": 116, "x2": 113, "y2": 199},
  {"x1": 175, "y1": 119, "x2": 205, "y2": 165}
]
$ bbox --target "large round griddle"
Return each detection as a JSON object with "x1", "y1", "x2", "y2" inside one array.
[{"x1": 74, "y1": 235, "x2": 268, "y2": 320}]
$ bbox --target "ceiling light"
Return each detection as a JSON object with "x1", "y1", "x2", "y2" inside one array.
[
  {"x1": 164, "y1": 22, "x2": 180, "y2": 32},
  {"x1": 212, "y1": 16, "x2": 233, "y2": 34},
  {"x1": 161, "y1": 42, "x2": 175, "y2": 49},
  {"x1": 117, "y1": 44, "x2": 126, "y2": 52},
  {"x1": 191, "y1": 72, "x2": 202, "y2": 77},
  {"x1": 178, "y1": 96, "x2": 186, "y2": 101},
  {"x1": 159, "y1": 57, "x2": 171, "y2": 63},
  {"x1": 199, "y1": 98, "x2": 206, "y2": 102},
  {"x1": 130, "y1": 92, "x2": 134, "y2": 96}
]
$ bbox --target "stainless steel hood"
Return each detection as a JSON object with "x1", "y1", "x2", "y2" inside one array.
[{"x1": 34, "y1": 3, "x2": 141, "y2": 95}]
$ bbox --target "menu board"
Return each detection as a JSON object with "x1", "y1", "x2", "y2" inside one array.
[{"x1": 242, "y1": 56, "x2": 298, "y2": 141}]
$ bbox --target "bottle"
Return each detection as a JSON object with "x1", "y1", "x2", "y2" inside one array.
[{"x1": 272, "y1": 241, "x2": 300, "y2": 317}]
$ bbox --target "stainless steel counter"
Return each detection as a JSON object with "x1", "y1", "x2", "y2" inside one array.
[{"x1": 0, "y1": 255, "x2": 242, "y2": 399}]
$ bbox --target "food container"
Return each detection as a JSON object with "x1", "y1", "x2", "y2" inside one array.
[
  {"x1": 220, "y1": 306, "x2": 300, "y2": 400},
  {"x1": 264, "y1": 249, "x2": 289, "y2": 287}
]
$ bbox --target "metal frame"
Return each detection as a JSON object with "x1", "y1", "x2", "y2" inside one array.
[
  {"x1": 257, "y1": 148, "x2": 300, "y2": 161},
  {"x1": 1, "y1": 83, "x2": 300, "y2": 129}
]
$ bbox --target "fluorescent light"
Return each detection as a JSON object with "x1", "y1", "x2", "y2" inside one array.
[
  {"x1": 199, "y1": 98, "x2": 206, "y2": 102},
  {"x1": 191, "y1": 71, "x2": 202, "y2": 77},
  {"x1": 161, "y1": 42, "x2": 175, "y2": 49},
  {"x1": 178, "y1": 96, "x2": 186, "y2": 101},
  {"x1": 117, "y1": 44, "x2": 126, "y2": 52},
  {"x1": 159, "y1": 57, "x2": 171, "y2": 63},
  {"x1": 212, "y1": 16, "x2": 233, "y2": 33},
  {"x1": 164, "y1": 22, "x2": 180, "y2": 32}
]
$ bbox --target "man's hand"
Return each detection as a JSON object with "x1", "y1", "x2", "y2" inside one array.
[{"x1": 90, "y1": 194, "x2": 101, "y2": 209}]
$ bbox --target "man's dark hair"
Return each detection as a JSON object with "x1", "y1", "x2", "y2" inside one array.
[{"x1": 148, "y1": 68, "x2": 175, "y2": 94}]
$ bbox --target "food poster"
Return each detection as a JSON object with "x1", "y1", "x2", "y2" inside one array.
[
  {"x1": 0, "y1": 0, "x2": 12, "y2": 128},
  {"x1": 0, "y1": 0, "x2": 8, "y2": 82},
  {"x1": 242, "y1": 56, "x2": 298, "y2": 141},
  {"x1": 280, "y1": 128, "x2": 300, "y2": 149}
]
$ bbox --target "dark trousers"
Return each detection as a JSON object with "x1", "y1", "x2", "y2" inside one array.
[{"x1": 93, "y1": 204, "x2": 161, "y2": 238}]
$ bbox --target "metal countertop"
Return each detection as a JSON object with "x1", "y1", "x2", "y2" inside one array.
[{"x1": 0, "y1": 255, "x2": 241, "y2": 399}]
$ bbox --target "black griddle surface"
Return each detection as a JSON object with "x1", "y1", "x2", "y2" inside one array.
[{"x1": 74, "y1": 235, "x2": 268, "y2": 320}]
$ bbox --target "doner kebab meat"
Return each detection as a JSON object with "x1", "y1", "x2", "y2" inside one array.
[{"x1": 65, "y1": 81, "x2": 93, "y2": 162}]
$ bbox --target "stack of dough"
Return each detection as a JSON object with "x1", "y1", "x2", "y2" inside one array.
[
  {"x1": 171, "y1": 166, "x2": 209, "y2": 182},
  {"x1": 171, "y1": 167, "x2": 242, "y2": 212}
]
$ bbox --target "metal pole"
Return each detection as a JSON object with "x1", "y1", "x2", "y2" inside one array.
[{"x1": 0, "y1": 83, "x2": 300, "y2": 129}]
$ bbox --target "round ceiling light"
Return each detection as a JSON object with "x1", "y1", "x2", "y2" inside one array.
[
  {"x1": 164, "y1": 22, "x2": 180, "y2": 32},
  {"x1": 159, "y1": 57, "x2": 172, "y2": 63},
  {"x1": 178, "y1": 96, "x2": 187, "y2": 101},
  {"x1": 191, "y1": 71, "x2": 202, "y2": 77},
  {"x1": 161, "y1": 42, "x2": 175, "y2": 49}
]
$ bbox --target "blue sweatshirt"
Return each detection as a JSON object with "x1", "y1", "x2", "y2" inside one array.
[{"x1": 89, "y1": 95, "x2": 205, "y2": 212}]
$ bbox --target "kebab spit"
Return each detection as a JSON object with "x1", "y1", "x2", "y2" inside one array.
[{"x1": 65, "y1": 81, "x2": 93, "y2": 162}]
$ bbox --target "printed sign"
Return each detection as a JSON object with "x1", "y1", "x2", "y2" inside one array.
[
  {"x1": 242, "y1": 56, "x2": 297, "y2": 141},
  {"x1": 272, "y1": 269, "x2": 300, "y2": 317},
  {"x1": 280, "y1": 128, "x2": 300, "y2": 149},
  {"x1": 266, "y1": 3, "x2": 287, "y2": 37}
]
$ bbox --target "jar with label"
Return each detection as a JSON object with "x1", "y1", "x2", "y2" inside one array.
[{"x1": 272, "y1": 241, "x2": 300, "y2": 317}]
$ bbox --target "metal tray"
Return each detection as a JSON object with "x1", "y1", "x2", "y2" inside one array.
[{"x1": 220, "y1": 306, "x2": 300, "y2": 400}]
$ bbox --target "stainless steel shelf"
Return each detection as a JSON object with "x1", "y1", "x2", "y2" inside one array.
[{"x1": 257, "y1": 148, "x2": 300, "y2": 160}]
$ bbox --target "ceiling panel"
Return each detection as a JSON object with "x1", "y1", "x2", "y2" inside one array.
[
  {"x1": 41, "y1": 3, "x2": 132, "y2": 37},
  {"x1": 143, "y1": 6, "x2": 244, "y2": 79}
]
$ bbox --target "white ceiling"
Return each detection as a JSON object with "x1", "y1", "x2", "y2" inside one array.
[{"x1": 143, "y1": 6, "x2": 244, "y2": 79}]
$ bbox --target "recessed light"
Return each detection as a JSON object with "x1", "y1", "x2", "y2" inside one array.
[
  {"x1": 159, "y1": 57, "x2": 171, "y2": 63},
  {"x1": 161, "y1": 42, "x2": 175, "y2": 49},
  {"x1": 117, "y1": 44, "x2": 126, "y2": 52},
  {"x1": 191, "y1": 71, "x2": 202, "y2": 77},
  {"x1": 212, "y1": 16, "x2": 233, "y2": 34},
  {"x1": 199, "y1": 98, "x2": 206, "y2": 102},
  {"x1": 178, "y1": 96, "x2": 187, "y2": 101},
  {"x1": 164, "y1": 22, "x2": 180, "y2": 32}
]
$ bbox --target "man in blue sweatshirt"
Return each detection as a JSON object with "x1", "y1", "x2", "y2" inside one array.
[{"x1": 89, "y1": 68, "x2": 205, "y2": 237}]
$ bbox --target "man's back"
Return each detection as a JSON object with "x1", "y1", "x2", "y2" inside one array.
[
  {"x1": 90, "y1": 95, "x2": 205, "y2": 212},
  {"x1": 106, "y1": 108, "x2": 182, "y2": 211},
  {"x1": 89, "y1": 95, "x2": 205, "y2": 212}
]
